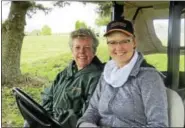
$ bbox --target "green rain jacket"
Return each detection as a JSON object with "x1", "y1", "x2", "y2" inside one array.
[{"x1": 41, "y1": 56, "x2": 104, "y2": 128}]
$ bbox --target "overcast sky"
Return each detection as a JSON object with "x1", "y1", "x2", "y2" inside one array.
[
  {"x1": 1, "y1": 1, "x2": 184, "y2": 44},
  {"x1": 2, "y1": 1, "x2": 99, "y2": 33}
]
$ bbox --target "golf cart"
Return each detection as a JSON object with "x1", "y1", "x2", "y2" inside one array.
[{"x1": 13, "y1": 1, "x2": 185, "y2": 127}]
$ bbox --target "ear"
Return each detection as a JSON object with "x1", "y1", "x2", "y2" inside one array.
[{"x1": 133, "y1": 38, "x2": 137, "y2": 49}]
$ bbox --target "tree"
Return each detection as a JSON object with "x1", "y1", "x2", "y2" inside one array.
[
  {"x1": 95, "y1": 2, "x2": 112, "y2": 17},
  {"x1": 2, "y1": 1, "x2": 51, "y2": 85},
  {"x1": 2, "y1": 1, "x2": 110, "y2": 85},
  {"x1": 2, "y1": 2, "x2": 32, "y2": 85},
  {"x1": 41, "y1": 25, "x2": 52, "y2": 35},
  {"x1": 29, "y1": 29, "x2": 41, "y2": 36},
  {"x1": 75, "y1": 20, "x2": 87, "y2": 30},
  {"x1": 95, "y1": 2, "x2": 112, "y2": 26},
  {"x1": 95, "y1": 16, "x2": 111, "y2": 26}
]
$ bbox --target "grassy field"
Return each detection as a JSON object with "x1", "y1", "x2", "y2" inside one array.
[
  {"x1": 21, "y1": 35, "x2": 109, "y2": 64},
  {"x1": 21, "y1": 35, "x2": 184, "y2": 80},
  {"x1": 21, "y1": 35, "x2": 109, "y2": 81},
  {"x1": 2, "y1": 35, "x2": 184, "y2": 127}
]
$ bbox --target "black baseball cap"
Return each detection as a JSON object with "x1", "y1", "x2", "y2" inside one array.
[{"x1": 104, "y1": 19, "x2": 134, "y2": 37}]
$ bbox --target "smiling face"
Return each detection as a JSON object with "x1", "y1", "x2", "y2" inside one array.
[
  {"x1": 106, "y1": 31, "x2": 136, "y2": 68},
  {"x1": 72, "y1": 37, "x2": 95, "y2": 70}
]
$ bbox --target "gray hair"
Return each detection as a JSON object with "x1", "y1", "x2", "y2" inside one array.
[{"x1": 68, "y1": 28, "x2": 99, "y2": 54}]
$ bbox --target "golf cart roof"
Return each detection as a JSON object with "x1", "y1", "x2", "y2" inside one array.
[{"x1": 113, "y1": 1, "x2": 170, "y2": 54}]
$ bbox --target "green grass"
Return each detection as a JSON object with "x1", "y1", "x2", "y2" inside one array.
[
  {"x1": 145, "y1": 54, "x2": 184, "y2": 71},
  {"x1": 21, "y1": 35, "x2": 109, "y2": 64},
  {"x1": 21, "y1": 52, "x2": 73, "y2": 81},
  {"x1": 21, "y1": 35, "x2": 71, "y2": 63},
  {"x1": 2, "y1": 35, "x2": 110, "y2": 127},
  {"x1": 21, "y1": 35, "x2": 109, "y2": 81},
  {"x1": 2, "y1": 86, "x2": 44, "y2": 127},
  {"x1": 2, "y1": 35, "x2": 184, "y2": 127}
]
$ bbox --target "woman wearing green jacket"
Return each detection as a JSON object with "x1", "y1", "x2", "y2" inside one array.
[
  {"x1": 42, "y1": 28, "x2": 104, "y2": 128},
  {"x1": 24, "y1": 28, "x2": 104, "y2": 128}
]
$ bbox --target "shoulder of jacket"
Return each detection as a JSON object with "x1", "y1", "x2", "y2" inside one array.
[
  {"x1": 138, "y1": 67, "x2": 159, "y2": 78},
  {"x1": 136, "y1": 68, "x2": 165, "y2": 89},
  {"x1": 54, "y1": 67, "x2": 69, "y2": 80},
  {"x1": 138, "y1": 59, "x2": 158, "y2": 77}
]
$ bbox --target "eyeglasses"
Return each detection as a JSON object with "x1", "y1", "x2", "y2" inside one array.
[{"x1": 107, "y1": 38, "x2": 133, "y2": 46}]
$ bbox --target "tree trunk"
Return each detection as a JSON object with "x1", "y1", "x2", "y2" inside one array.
[{"x1": 2, "y1": 1, "x2": 32, "y2": 85}]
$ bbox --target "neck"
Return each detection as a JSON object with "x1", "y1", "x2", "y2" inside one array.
[
  {"x1": 117, "y1": 62, "x2": 126, "y2": 68},
  {"x1": 117, "y1": 51, "x2": 135, "y2": 68}
]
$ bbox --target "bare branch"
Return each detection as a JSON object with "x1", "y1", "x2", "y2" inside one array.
[
  {"x1": 27, "y1": 2, "x2": 52, "y2": 18},
  {"x1": 53, "y1": 1, "x2": 70, "y2": 8}
]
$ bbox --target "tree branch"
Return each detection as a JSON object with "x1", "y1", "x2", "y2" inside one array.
[
  {"x1": 27, "y1": 2, "x2": 52, "y2": 18},
  {"x1": 53, "y1": 1, "x2": 70, "y2": 8}
]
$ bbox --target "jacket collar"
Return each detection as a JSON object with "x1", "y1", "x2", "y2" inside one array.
[
  {"x1": 129, "y1": 52, "x2": 145, "y2": 77},
  {"x1": 129, "y1": 52, "x2": 166, "y2": 80}
]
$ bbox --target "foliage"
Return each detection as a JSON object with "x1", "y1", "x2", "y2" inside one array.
[
  {"x1": 94, "y1": 2, "x2": 112, "y2": 26},
  {"x1": 96, "y1": 2, "x2": 112, "y2": 17},
  {"x1": 2, "y1": 86, "x2": 44, "y2": 127},
  {"x1": 54, "y1": 1, "x2": 112, "y2": 17},
  {"x1": 41, "y1": 25, "x2": 52, "y2": 35},
  {"x1": 95, "y1": 16, "x2": 111, "y2": 26},
  {"x1": 2, "y1": 19, "x2": 5, "y2": 24},
  {"x1": 27, "y1": 1, "x2": 52, "y2": 18},
  {"x1": 28, "y1": 29, "x2": 41, "y2": 36},
  {"x1": 75, "y1": 20, "x2": 88, "y2": 30},
  {"x1": 53, "y1": 1, "x2": 70, "y2": 7}
]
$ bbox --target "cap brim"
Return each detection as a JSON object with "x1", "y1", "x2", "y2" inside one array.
[{"x1": 104, "y1": 29, "x2": 133, "y2": 37}]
